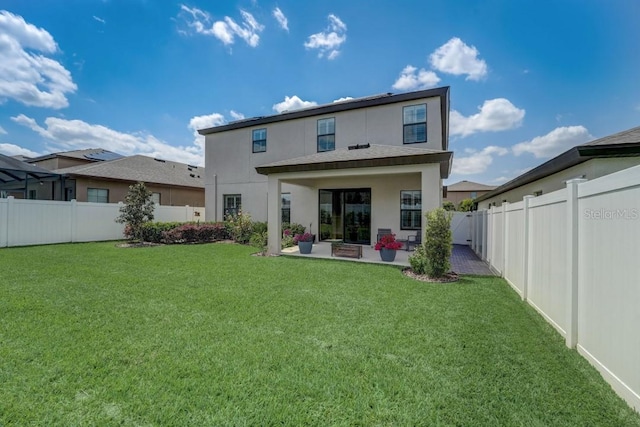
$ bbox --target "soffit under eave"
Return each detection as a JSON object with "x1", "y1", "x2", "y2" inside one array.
[{"x1": 256, "y1": 152, "x2": 452, "y2": 176}]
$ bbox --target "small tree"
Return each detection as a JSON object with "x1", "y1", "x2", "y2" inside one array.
[
  {"x1": 116, "y1": 182, "x2": 155, "y2": 241},
  {"x1": 442, "y1": 201, "x2": 456, "y2": 211},
  {"x1": 458, "y1": 198, "x2": 474, "y2": 212},
  {"x1": 423, "y1": 207, "x2": 453, "y2": 277}
]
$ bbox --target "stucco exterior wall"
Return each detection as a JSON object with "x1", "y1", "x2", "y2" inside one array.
[
  {"x1": 205, "y1": 94, "x2": 444, "y2": 222},
  {"x1": 73, "y1": 178, "x2": 204, "y2": 206},
  {"x1": 476, "y1": 157, "x2": 640, "y2": 209}
]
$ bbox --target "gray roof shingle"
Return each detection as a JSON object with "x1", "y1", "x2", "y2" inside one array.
[{"x1": 53, "y1": 155, "x2": 204, "y2": 188}]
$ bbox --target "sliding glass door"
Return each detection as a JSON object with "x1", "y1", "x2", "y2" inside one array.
[{"x1": 319, "y1": 189, "x2": 371, "y2": 244}]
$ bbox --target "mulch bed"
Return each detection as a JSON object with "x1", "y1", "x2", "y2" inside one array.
[{"x1": 402, "y1": 268, "x2": 459, "y2": 283}]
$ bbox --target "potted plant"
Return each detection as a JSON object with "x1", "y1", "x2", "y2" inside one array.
[
  {"x1": 294, "y1": 232, "x2": 314, "y2": 254},
  {"x1": 374, "y1": 234, "x2": 404, "y2": 262}
]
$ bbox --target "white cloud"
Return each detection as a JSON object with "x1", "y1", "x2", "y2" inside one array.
[
  {"x1": 92, "y1": 16, "x2": 105, "y2": 24},
  {"x1": 429, "y1": 37, "x2": 488, "y2": 81},
  {"x1": 0, "y1": 125, "x2": 6, "y2": 135},
  {"x1": 187, "y1": 113, "x2": 226, "y2": 151},
  {"x1": 179, "y1": 5, "x2": 264, "y2": 47},
  {"x1": 452, "y1": 145, "x2": 508, "y2": 175},
  {"x1": 492, "y1": 176, "x2": 510, "y2": 184},
  {"x1": 0, "y1": 142, "x2": 40, "y2": 157},
  {"x1": 450, "y1": 98, "x2": 525, "y2": 137},
  {"x1": 0, "y1": 11, "x2": 77, "y2": 109},
  {"x1": 333, "y1": 96, "x2": 353, "y2": 103},
  {"x1": 229, "y1": 110, "x2": 245, "y2": 121},
  {"x1": 273, "y1": 7, "x2": 288, "y2": 31},
  {"x1": 304, "y1": 14, "x2": 347, "y2": 60},
  {"x1": 272, "y1": 95, "x2": 318, "y2": 113},
  {"x1": 12, "y1": 114, "x2": 206, "y2": 166},
  {"x1": 392, "y1": 65, "x2": 440, "y2": 91},
  {"x1": 512, "y1": 126, "x2": 592, "y2": 158}
]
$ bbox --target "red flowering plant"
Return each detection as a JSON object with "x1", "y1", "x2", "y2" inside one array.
[
  {"x1": 293, "y1": 232, "x2": 314, "y2": 243},
  {"x1": 374, "y1": 234, "x2": 404, "y2": 250}
]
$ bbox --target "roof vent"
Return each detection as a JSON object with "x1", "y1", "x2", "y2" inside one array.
[
  {"x1": 190, "y1": 173, "x2": 195, "y2": 178},
  {"x1": 348, "y1": 143, "x2": 370, "y2": 150},
  {"x1": 154, "y1": 158, "x2": 166, "y2": 163}
]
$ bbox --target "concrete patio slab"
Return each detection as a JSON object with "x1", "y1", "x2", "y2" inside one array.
[{"x1": 281, "y1": 242, "x2": 495, "y2": 275}]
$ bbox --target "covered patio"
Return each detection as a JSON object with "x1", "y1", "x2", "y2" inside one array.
[
  {"x1": 256, "y1": 144, "x2": 453, "y2": 256},
  {"x1": 281, "y1": 242, "x2": 494, "y2": 275}
]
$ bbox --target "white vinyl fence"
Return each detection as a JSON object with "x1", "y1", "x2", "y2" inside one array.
[
  {"x1": 470, "y1": 165, "x2": 640, "y2": 412},
  {"x1": 450, "y1": 211, "x2": 472, "y2": 245},
  {"x1": 0, "y1": 197, "x2": 205, "y2": 248}
]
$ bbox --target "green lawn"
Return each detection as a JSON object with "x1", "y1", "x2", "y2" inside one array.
[{"x1": 0, "y1": 242, "x2": 638, "y2": 426}]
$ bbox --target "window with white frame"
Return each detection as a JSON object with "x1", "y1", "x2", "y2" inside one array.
[
  {"x1": 87, "y1": 188, "x2": 109, "y2": 203},
  {"x1": 281, "y1": 193, "x2": 291, "y2": 224},
  {"x1": 317, "y1": 118, "x2": 335, "y2": 152},
  {"x1": 152, "y1": 192, "x2": 161, "y2": 204},
  {"x1": 252, "y1": 128, "x2": 267, "y2": 153},
  {"x1": 224, "y1": 194, "x2": 241, "y2": 218},
  {"x1": 400, "y1": 190, "x2": 422, "y2": 230},
  {"x1": 403, "y1": 104, "x2": 427, "y2": 144}
]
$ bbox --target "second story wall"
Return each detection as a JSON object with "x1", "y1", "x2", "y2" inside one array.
[{"x1": 205, "y1": 93, "x2": 445, "y2": 187}]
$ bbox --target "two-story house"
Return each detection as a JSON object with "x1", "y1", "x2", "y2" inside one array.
[{"x1": 199, "y1": 87, "x2": 453, "y2": 254}]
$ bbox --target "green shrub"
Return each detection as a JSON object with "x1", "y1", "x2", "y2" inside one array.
[
  {"x1": 408, "y1": 244, "x2": 429, "y2": 275},
  {"x1": 225, "y1": 212, "x2": 254, "y2": 244},
  {"x1": 253, "y1": 221, "x2": 268, "y2": 234},
  {"x1": 423, "y1": 208, "x2": 453, "y2": 277},
  {"x1": 249, "y1": 231, "x2": 269, "y2": 255},
  {"x1": 282, "y1": 222, "x2": 305, "y2": 237},
  {"x1": 140, "y1": 222, "x2": 183, "y2": 243}
]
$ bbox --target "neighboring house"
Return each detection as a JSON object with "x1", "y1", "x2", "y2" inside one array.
[
  {"x1": 199, "y1": 87, "x2": 453, "y2": 254},
  {"x1": 0, "y1": 153, "x2": 60, "y2": 199},
  {"x1": 444, "y1": 180, "x2": 496, "y2": 205},
  {"x1": 475, "y1": 126, "x2": 640, "y2": 209},
  {"x1": 52, "y1": 155, "x2": 205, "y2": 206},
  {"x1": 29, "y1": 148, "x2": 124, "y2": 171}
]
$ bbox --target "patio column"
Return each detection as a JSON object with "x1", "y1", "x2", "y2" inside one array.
[
  {"x1": 267, "y1": 175, "x2": 282, "y2": 255},
  {"x1": 420, "y1": 165, "x2": 441, "y2": 237}
]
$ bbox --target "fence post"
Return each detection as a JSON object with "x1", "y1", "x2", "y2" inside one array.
[
  {"x1": 502, "y1": 202, "x2": 509, "y2": 278},
  {"x1": 565, "y1": 178, "x2": 587, "y2": 348},
  {"x1": 70, "y1": 199, "x2": 78, "y2": 243},
  {"x1": 522, "y1": 195, "x2": 534, "y2": 301},
  {"x1": 3, "y1": 196, "x2": 13, "y2": 248},
  {"x1": 482, "y1": 210, "x2": 488, "y2": 261}
]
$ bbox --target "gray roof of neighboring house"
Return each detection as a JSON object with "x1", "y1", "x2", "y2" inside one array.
[
  {"x1": 446, "y1": 180, "x2": 496, "y2": 192},
  {"x1": 53, "y1": 155, "x2": 204, "y2": 188},
  {"x1": 29, "y1": 148, "x2": 123, "y2": 162},
  {"x1": 255, "y1": 144, "x2": 453, "y2": 178},
  {"x1": 199, "y1": 87, "x2": 451, "y2": 151},
  {"x1": 475, "y1": 125, "x2": 640, "y2": 203},
  {"x1": 0, "y1": 152, "x2": 60, "y2": 183}
]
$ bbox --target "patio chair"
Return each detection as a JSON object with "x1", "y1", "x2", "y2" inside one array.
[
  {"x1": 376, "y1": 228, "x2": 392, "y2": 242},
  {"x1": 406, "y1": 232, "x2": 422, "y2": 251}
]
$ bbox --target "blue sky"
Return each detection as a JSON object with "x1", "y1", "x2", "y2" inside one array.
[{"x1": 0, "y1": 0, "x2": 638, "y2": 185}]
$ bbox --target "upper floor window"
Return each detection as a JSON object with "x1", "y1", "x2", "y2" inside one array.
[
  {"x1": 403, "y1": 104, "x2": 427, "y2": 144},
  {"x1": 252, "y1": 128, "x2": 267, "y2": 153},
  {"x1": 317, "y1": 118, "x2": 335, "y2": 152},
  {"x1": 88, "y1": 188, "x2": 109, "y2": 203}
]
